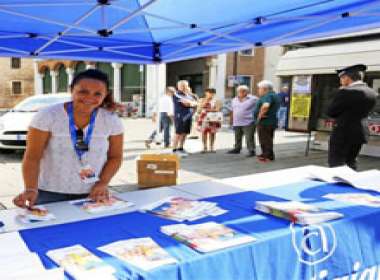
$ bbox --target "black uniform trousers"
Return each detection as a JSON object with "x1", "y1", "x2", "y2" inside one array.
[{"x1": 328, "y1": 129, "x2": 363, "y2": 170}]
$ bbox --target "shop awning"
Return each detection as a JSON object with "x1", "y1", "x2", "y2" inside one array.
[
  {"x1": 0, "y1": 0, "x2": 380, "y2": 64},
  {"x1": 277, "y1": 40, "x2": 380, "y2": 76}
]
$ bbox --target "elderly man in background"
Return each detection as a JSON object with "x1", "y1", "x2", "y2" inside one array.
[
  {"x1": 227, "y1": 85, "x2": 258, "y2": 157},
  {"x1": 254, "y1": 80, "x2": 280, "y2": 162}
]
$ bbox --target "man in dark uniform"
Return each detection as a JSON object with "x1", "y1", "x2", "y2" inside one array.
[{"x1": 327, "y1": 64, "x2": 378, "y2": 170}]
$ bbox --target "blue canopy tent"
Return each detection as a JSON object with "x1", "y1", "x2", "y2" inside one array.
[{"x1": 0, "y1": 0, "x2": 379, "y2": 64}]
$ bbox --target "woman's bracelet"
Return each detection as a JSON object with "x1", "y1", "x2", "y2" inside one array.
[{"x1": 24, "y1": 188, "x2": 38, "y2": 194}]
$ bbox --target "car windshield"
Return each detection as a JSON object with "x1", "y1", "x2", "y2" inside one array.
[{"x1": 13, "y1": 96, "x2": 71, "y2": 112}]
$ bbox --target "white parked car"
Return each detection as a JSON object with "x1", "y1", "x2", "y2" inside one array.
[{"x1": 0, "y1": 94, "x2": 71, "y2": 150}]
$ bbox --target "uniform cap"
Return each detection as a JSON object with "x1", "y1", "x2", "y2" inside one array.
[{"x1": 336, "y1": 64, "x2": 367, "y2": 77}]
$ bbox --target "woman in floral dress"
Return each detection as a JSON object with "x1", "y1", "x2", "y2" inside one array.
[{"x1": 196, "y1": 88, "x2": 222, "y2": 153}]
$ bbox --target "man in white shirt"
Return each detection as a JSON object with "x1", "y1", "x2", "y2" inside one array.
[
  {"x1": 146, "y1": 87, "x2": 175, "y2": 149},
  {"x1": 159, "y1": 87, "x2": 175, "y2": 147}
]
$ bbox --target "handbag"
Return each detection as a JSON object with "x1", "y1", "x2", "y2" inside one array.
[{"x1": 205, "y1": 112, "x2": 223, "y2": 122}]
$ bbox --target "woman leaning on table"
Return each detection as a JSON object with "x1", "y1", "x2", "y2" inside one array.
[{"x1": 13, "y1": 69, "x2": 124, "y2": 207}]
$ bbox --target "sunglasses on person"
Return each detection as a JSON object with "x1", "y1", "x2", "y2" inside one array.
[{"x1": 75, "y1": 129, "x2": 89, "y2": 151}]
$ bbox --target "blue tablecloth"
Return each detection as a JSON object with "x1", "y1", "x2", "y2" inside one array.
[{"x1": 20, "y1": 181, "x2": 380, "y2": 280}]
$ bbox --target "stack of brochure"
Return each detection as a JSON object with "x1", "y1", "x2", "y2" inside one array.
[
  {"x1": 255, "y1": 200, "x2": 343, "y2": 225},
  {"x1": 161, "y1": 222, "x2": 256, "y2": 253},
  {"x1": 308, "y1": 166, "x2": 380, "y2": 192},
  {"x1": 69, "y1": 196, "x2": 134, "y2": 214},
  {"x1": 98, "y1": 237, "x2": 177, "y2": 271},
  {"x1": 46, "y1": 244, "x2": 116, "y2": 280},
  {"x1": 0, "y1": 231, "x2": 64, "y2": 279},
  {"x1": 324, "y1": 193, "x2": 380, "y2": 207},
  {"x1": 141, "y1": 196, "x2": 227, "y2": 221},
  {"x1": 17, "y1": 206, "x2": 56, "y2": 224}
]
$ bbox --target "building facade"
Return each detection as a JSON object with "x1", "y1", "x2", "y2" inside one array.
[
  {"x1": 36, "y1": 60, "x2": 152, "y2": 116},
  {"x1": 0, "y1": 57, "x2": 34, "y2": 109},
  {"x1": 166, "y1": 47, "x2": 266, "y2": 100}
]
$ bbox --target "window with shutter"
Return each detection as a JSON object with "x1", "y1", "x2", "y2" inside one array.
[{"x1": 12, "y1": 81, "x2": 22, "y2": 94}]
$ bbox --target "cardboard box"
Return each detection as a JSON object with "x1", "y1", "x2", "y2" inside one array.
[{"x1": 137, "y1": 154, "x2": 179, "y2": 188}]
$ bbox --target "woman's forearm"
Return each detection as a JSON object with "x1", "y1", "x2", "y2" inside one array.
[
  {"x1": 22, "y1": 158, "x2": 40, "y2": 191},
  {"x1": 97, "y1": 157, "x2": 122, "y2": 187}
]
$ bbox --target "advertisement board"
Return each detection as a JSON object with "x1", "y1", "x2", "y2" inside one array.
[{"x1": 288, "y1": 75, "x2": 312, "y2": 132}]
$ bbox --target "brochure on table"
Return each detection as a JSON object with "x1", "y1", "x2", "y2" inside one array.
[
  {"x1": 69, "y1": 196, "x2": 134, "y2": 214},
  {"x1": 141, "y1": 196, "x2": 227, "y2": 222},
  {"x1": 308, "y1": 166, "x2": 380, "y2": 192},
  {"x1": 98, "y1": 237, "x2": 177, "y2": 271},
  {"x1": 161, "y1": 221, "x2": 256, "y2": 253},
  {"x1": 16, "y1": 206, "x2": 56, "y2": 224},
  {"x1": 255, "y1": 200, "x2": 343, "y2": 225},
  {"x1": 46, "y1": 244, "x2": 116, "y2": 280}
]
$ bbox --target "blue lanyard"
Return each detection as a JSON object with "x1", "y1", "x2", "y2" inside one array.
[{"x1": 67, "y1": 102, "x2": 97, "y2": 161}]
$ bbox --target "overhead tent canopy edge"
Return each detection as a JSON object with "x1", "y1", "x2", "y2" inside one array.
[{"x1": 0, "y1": 0, "x2": 379, "y2": 64}]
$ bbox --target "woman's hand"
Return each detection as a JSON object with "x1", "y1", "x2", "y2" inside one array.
[
  {"x1": 180, "y1": 100, "x2": 192, "y2": 107},
  {"x1": 89, "y1": 182, "x2": 110, "y2": 202},
  {"x1": 13, "y1": 190, "x2": 38, "y2": 208}
]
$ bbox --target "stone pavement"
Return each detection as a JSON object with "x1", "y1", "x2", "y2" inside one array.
[{"x1": 0, "y1": 118, "x2": 379, "y2": 209}]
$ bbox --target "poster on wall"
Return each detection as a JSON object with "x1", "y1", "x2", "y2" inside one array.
[{"x1": 288, "y1": 75, "x2": 312, "y2": 132}]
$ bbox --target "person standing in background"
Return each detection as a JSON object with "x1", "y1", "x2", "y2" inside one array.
[
  {"x1": 159, "y1": 87, "x2": 175, "y2": 148},
  {"x1": 327, "y1": 64, "x2": 378, "y2": 170},
  {"x1": 227, "y1": 85, "x2": 258, "y2": 157},
  {"x1": 172, "y1": 80, "x2": 198, "y2": 157},
  {"x1": 277, "y1": 85, "x2": 290, "y2": 129},
  {"x1": 254, "y1": 80, "x2": 280, "y2": 162},
  {"x1": 196, "y1": 88, "x2": 222, "y2": 153},
  {"x1": 145, "y1": 87, "x2": 175, "y2": 149}
]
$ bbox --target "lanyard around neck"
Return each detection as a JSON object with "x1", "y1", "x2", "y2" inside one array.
[{"x1": 67, "y1": 102, "x2": 97, "y2": 161}]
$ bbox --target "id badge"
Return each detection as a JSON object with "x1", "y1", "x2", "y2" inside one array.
[{"x1": 79, "y1": 164, "x2": 99, "y2": 184}]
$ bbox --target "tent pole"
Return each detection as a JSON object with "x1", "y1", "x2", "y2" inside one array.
[
  {"x1": 0, "y1": 6, "x2": 96, "y2": 33},
  {"x1": 113, "y1": 3, "x2": 252, "y2": 45},
  {"x1": 35, "y1": 5, "x2": 100, "y2": 54},
  {"x1": 162, "y1": 21, "x2": 252, "y2": 59},
  {"x1": 0, "y1": 46, "x2": 29, "y2": 55},
  {"x1": 109, "y1": 0, "x2": 158, "y2": 32}
]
